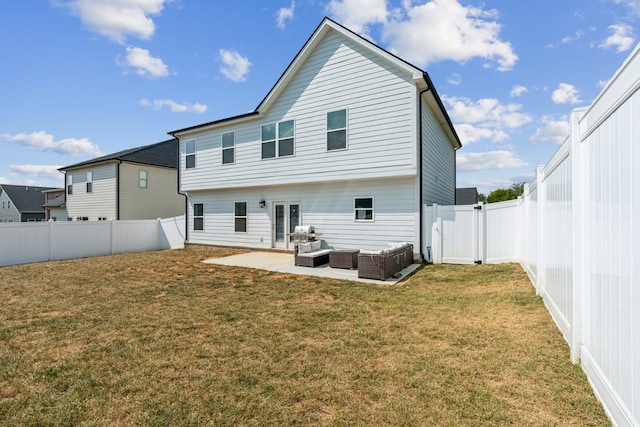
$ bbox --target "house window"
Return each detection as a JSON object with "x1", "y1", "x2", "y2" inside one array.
[
  {"x1": 86, "y1": 172, "x2": 93, "y2": 193},
  {"x1": 185, "y1": 139, "x2": 196, "y2": 169},
  {"x1": 327, "y1": 109, "x2": 347, "y2": 150},
  {"x1": 234, "y1": 202, "x2": 247, "y2": 232},
  {"x1": 222, "y1": 132, "x2": 235, "y2": 164},
  {"x1": 354, "y1": 197, "x2": 374, "y2": 221},
  {"x1": 193, "y1": 203, "x2": 204, "y2": 231},
  {"x1": 67, "y1": 175, "x2": 73, "y2": 195},
  {"x1": 261, "y1": 120, "x2": 294, "y2": 159},
  {"x1": 139, "y1": 170, "x2": 148, "y2": 188}
]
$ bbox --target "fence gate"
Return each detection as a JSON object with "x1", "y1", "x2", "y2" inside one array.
[{"x1": 429, "y1": 203, "x2": 485, "y2": 265}]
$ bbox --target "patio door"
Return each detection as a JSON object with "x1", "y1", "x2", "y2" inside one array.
[{"x1": 273, "y1": 202, "x2": 300, "y2": 249}]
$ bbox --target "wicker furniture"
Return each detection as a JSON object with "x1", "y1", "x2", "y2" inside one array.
[
  {"x1": 357, "y1": 243, "x2": 413, "y2": 280},
  {"x1": 294, "y1": 240, "x2": 332, "y2": 267},
  {"x1": 329, "y1": 249, "x2": 360, "y2": 269}
]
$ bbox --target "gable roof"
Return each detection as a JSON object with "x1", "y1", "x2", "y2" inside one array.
[
  {"x1": 456, "y1": 187, "x2": 479, "y2": 205},
  {"x1": 59, "y1": 138, "x2": 178, "y2": 172},
  {"x1": 0, "y1": 184, "x2": 55, "y2": 213},
  {"x1": 168, "y1": 17, "x2": 461, "y2": 149}
]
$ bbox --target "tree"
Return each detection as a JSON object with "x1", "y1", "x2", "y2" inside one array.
[
  {"x1": 486, "y1": 182, "x2": 525, "y2": 203},
  {"x1": 477, "y1": 193, "x2": 487, "y2": 203}
]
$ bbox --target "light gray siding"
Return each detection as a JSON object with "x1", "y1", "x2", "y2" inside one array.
[
  {"x1": 180, "y1": 31, "x2": 418, "y2": 192},
  {"x1": 187, "y1": 177, "x2": 418, "y2": 252},
  {"x1": 0, "y1": 191, "x2": 20, "y2": 222},
  {"x1": 421, "y1": 97, "x2": 456, "y2": 205},
  {"x1": 119, "y1": 164, "x2": 184, "y2": 220},
  {"x1": 65, "y1": 163, "x2": 117, "y2": 220}
]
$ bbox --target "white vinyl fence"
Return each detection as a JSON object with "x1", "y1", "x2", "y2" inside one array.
[
  {"x1": 0, "y1": 216, "x2": 185, "y2": 268},
  {"x1": 426, "y1": 43, "x2": 640, "y2": 427}
]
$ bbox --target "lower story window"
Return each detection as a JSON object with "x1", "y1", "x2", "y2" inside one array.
[
  {"x1": 234, "y1": 202, "x2": 247, "y2": 232},
  {"x1": 193, "y1": 203, "x2": 204, "y2": 231},
  {"x1": 354, "y1": 197, "x2": 374, "y2": 221}
]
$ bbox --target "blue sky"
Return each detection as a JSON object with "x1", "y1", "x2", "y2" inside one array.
[{"x1": 1, "y1": 0, "x2": 638, "y2": 195}]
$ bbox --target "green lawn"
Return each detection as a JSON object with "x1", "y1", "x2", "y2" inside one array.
[{"x1": 0, "y1": 247, "x2": 609, "y2": 426}]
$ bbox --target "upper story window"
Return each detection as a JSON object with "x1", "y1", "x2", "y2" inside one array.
[
  {"x1": 86, "y1": 172, "x2": 93, "y2": 193},
  {"x1": 222, "y1": 131, "x2": 235, "y2": 164},
  {"x1": 354, "y1": 197, "x2": 374, "y2": 222},
  {"x1": 139, "y1": 170, "x2": 148, "y2": 188},
  {"x1": 185, "y1": 139, "x2": 196, "y2": 169},
  {"x1": 234, "y1": 201, "x2": 247, "y2": 232},
  {"x1": 193, "y1": 203, "x2": 204, "y2": 231},
  {"x1": 67, "y1": 175, "x2": 73, "y2": 195},
  {"x1": 261, "y1": 119, "x2": 295, "y2": 159},
  {"x1": 327, "y1": 109, "x2": 347, "y2": 151}
]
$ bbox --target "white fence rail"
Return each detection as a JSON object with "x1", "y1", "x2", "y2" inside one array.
[
  {"x1": 427, "y1": 43, "x2": 640, "y2": 427},
  {"x1": 0, "y1": 216, "x2": 185, "y2": 268}
]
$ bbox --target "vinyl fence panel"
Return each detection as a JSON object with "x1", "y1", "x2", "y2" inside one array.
[{"x1": 0, "y1": 216, "x2": 185, "y2": 267}]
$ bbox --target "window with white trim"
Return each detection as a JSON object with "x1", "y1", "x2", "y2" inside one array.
[
  {"x1": 185, "y1": 139, "x2": 196, "y2": 169},
  {"x1": 327, "y1": 109, "x2": 347, "y2": 151},
  {"x1": 354, "y1": 197, "x2": 374, "y2": 221},
  {"x1": 222, "y1": 131, "x2": 235, "y2": 164},
  {"x1": 234, "y1": 202, "x2": 247, "y2": 232},
  {"x1": 86, "y1": 172, "x2": 93, "y2": 193},
  {"x1": 67, "y1": 174, "x2": 73, "y2": 195},
  {"x1": 261, "y1": 120, "x2": 294, "y2": 159},
  {"x1": 139, "y1": 170, "x2": 148, "y2": 188},
  {"x1": 193, "y1": 203, "x2": 204, "y2": 231}
]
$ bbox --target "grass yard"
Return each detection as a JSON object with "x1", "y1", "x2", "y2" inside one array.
[{"x1": 0, "y1": 247, "x2": 609, "y2": 426}]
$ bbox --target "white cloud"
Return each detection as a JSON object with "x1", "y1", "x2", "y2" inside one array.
[
  {"x1": 444, "y1": 96, "x2": 532, "y2": 128},
  {"x1": 1, "y1": 131, "x2": 103, "y2": 157},
  {"x1": 8, "y1": 165, "x2": 64, "y2": 181},
  {"x1": 551, "y1": 83, "x2": 581, "y2": 104},
  {"x1": 326, "y1": 0, "x2": 388, "y2": 35},
  {"x1": 509, "y1": 85, "x2": 528, "y2": 97},
  {"x1": 600, "y1": 23, "x2": 635, "y2": 52},
  {"x1": 140, "y1": 99, "x2": 208, "y2": 113},
  {"x1": 448, "y1": 73, "x2": 462, "y2": 85},
  {"x1": 277, "y1": 1, "x2": 295, "y2": 29},
  {"x1": 61, "y1": 0, "x2": 172, "y2": 44},
  {"x1": 455, "y1": 124, "x2": 508, "y2": 145},
  {"x1": 121, "y1": 47, "x2": 169, "y2": 79},
  {"x1": 382, "y1": 0, "x2": 517, "y2": 70},
  {"x1": 219, "y1": 49, "x2": 251, "y2": 82},
  {"x1": 457, "y1": 150, "x2": 526, "y2": 171},
  {"x1": 529, "y1": 119, "x2": 570, "y2": 144}
]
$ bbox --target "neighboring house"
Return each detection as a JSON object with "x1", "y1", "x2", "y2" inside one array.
[
  {"x1": 59, "y1": 139, "x2": 184, "y2": 221},
  {"x1": 456, "y1": 188, "x2": 479, "y2": 205},
  {"x1": 0, "y1": 184, "x2": 55, "y2": 222},
  {"x1": 42, "y1": 188, "x2": 68, "y2": 221},
  {"x1": 169, "y1": 18, "x2": 461, "y2": 259}
]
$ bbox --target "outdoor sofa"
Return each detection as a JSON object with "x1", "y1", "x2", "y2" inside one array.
[
  {"x1": 357, "y1": 242, "x2": 414, "y2": 280},
  {"x1": 294, "y1": 240, "x2": 333, "y2": 267}
]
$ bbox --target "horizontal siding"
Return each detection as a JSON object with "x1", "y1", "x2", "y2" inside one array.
[
  {"x1": 187, "y1": 176, "x2": 418, "y2": 252},
  {"x1": 422, "y1": 98, "x2": 456, "y2": 205},
  {"x1": 180, "y1": 31, "x2": 418, "y2": 191},
  {"x1": 119, "y1": 164, "x2": 184, "y2": 220},
  {"x1": 66, "y1": 163, "x2": 117, "y2": 220}
]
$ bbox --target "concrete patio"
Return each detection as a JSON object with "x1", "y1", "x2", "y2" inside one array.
[{"x1": 202, "y1": 251, "x2": 421, "y2": 285}]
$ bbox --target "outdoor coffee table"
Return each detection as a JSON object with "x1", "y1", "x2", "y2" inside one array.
[{"x1": 329, "y1": 249, "x2": 360, "y2": 269}]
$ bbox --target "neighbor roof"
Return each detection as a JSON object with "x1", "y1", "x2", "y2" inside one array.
[
  {"x1": 0, "y1": 184, "x2": 56, "y2": 213},
  {"x1": 456, "y1": 188, "x2": 479, "y2": 205},
  {"x1": 59, "y1": 138, "x2": 178, "y2": 171},
  {"x1": 168, "y1": 17, "x2": 461, "y2": 149}
]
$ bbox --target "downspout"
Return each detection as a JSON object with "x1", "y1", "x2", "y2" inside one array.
[
  {"x1": 418, "y1": 84, "x2": 431, "y2": 262},
  {"x1": 116, "y1": 160, "x2": 122, "y2": 220},
  {"x1": 168, "y1": 135, "x2": 188, "y2": 244},
  {"x1": 176, "y1": 139, "x2": 188, "y2": 243}
]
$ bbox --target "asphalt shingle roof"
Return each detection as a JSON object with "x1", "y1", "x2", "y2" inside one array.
[
  {"x1": 1, "y1": 184, "x2": 56, "y2": 213},
  {"x1": 59, "y1": 138, "x2": 178, "y2": 171}
]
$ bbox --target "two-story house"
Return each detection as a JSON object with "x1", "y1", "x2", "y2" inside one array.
[
  {"x1": 0, "y1": 184, "x2": 55, "y2": 222},
  {"x1": 42, "y1": 188, "x2": 68, "y2": 221},
  {"x1": 59, "y1": 138, "x2": 184, "y2": 221},
  {"x1": 169, "y1": 18, "x2": 461, "y2": 259}
]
